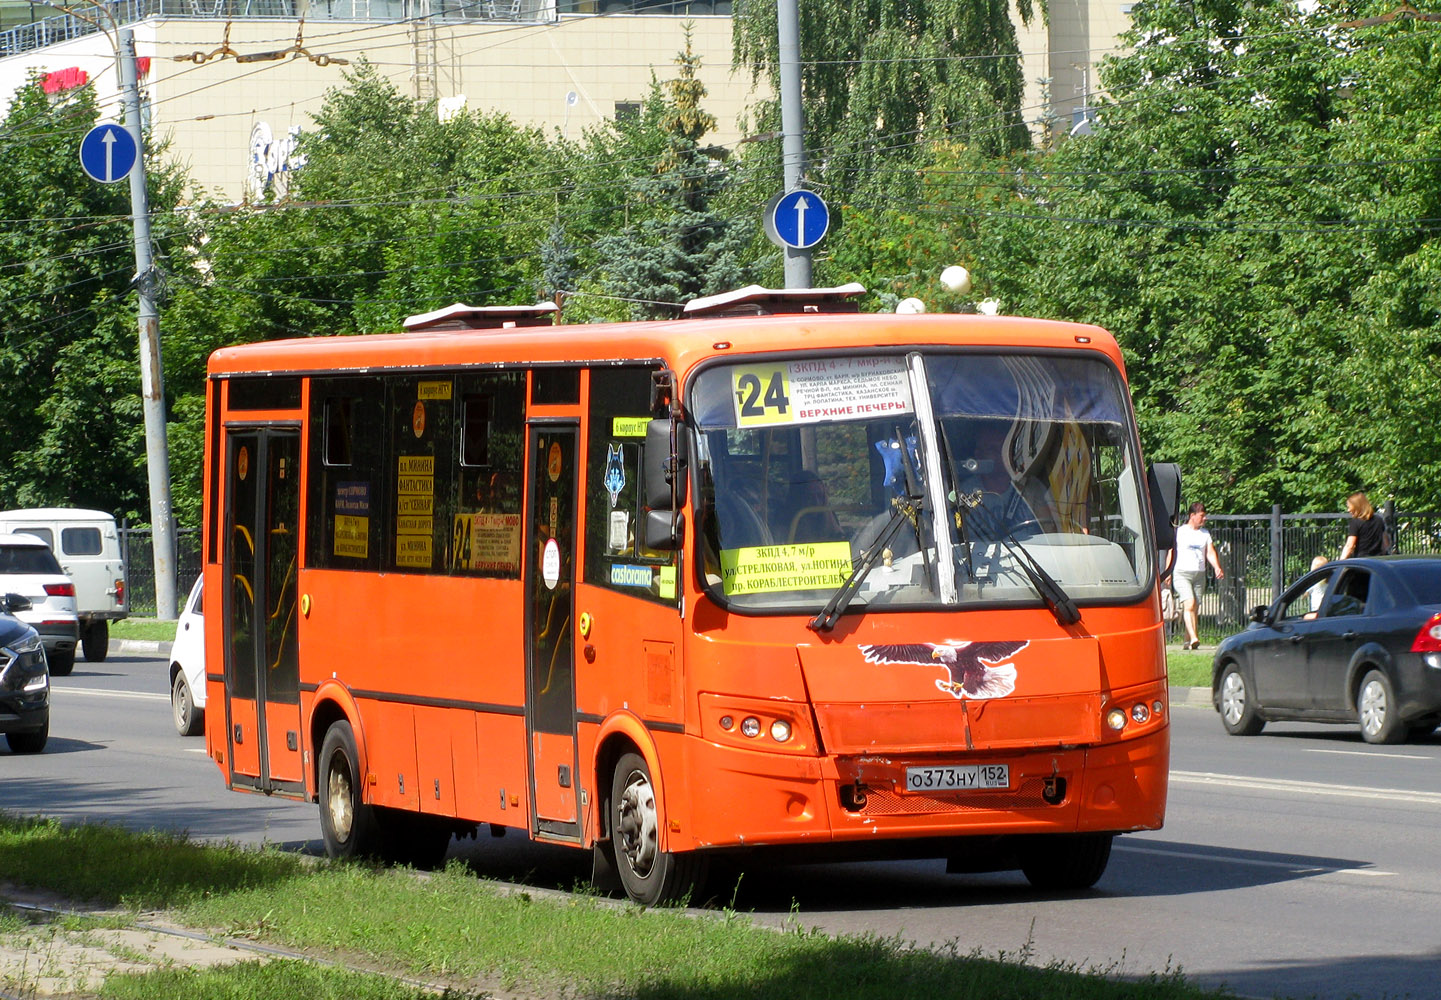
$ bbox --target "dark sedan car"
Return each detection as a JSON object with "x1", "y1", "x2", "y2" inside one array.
[
  {"x1": 1212, "y1": 556, "x2": 1441, "y2": 744},
  {"x1": 0, "y1": 592, "x2": 49, "y2": 753}
]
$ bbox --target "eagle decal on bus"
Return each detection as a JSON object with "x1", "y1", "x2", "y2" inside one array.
[{"x1": 859, "y1": 641, "x2": 1029, "y2": 700}]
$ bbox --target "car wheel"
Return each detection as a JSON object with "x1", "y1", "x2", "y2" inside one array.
[
  {"x1": 319, "y1": 720, "x2": 383, "y2": 861},
  {"x1": 1358, "y1": 669, "x2": 1405, "y2": 744},
  {"x1": 1219, "y1": 664, "x2": 1265, "y2": 736},
  {"x1": 47, "y1": 649, "x2": 74, "y2": 677},
  {"x1": 82, "y1": 621, "x2": 108, "y2": 662},
  {"x1": 609, "y1": 751, "x2": 707, "y2": 905},
  {"x1": 5, "y1": 719, "x2": 48, "y2": 754},
  {"x1": 1019, "y1": 833, "x2": 1113, "y2": 890},
  {"x1": 171, "y1": 672, "x2": 203, "y2": 737}
]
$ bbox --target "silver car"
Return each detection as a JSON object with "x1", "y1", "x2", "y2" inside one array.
[{"x1": 0, "y1": 533, "x2": 79, "y2": 676}]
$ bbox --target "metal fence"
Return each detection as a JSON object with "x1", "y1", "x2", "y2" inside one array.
[
  {"x1": 1173, "y1": 505, "x2": 1440, "y2": 643},
  {"x1": 117, "y1": 524, "x2": 202, "y2": 616},
  {"x1": 1, "y1": 0, "x2": 553, "y2": 59},
  {"x1": 115, "y1": 507, "x2": 1438, "y2": 625}
]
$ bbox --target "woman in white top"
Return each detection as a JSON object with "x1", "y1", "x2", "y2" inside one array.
[{"x1": 1173, "y1": 502, "x2": 1224, "y2": 649}]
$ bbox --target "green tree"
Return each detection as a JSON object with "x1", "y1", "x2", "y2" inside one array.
[
  {"x1": 733, "y1": 0, "x2": 1038, "y2": 202},
  {"x1": 590, "y1": 30, "x2": 755, "y2": 319},
  {"x1": 924, "y1": 0, "x2": 1441, "y2": 512},
  {"x1": 0, "y1": 76, "x2": 186, "y2": 520}
]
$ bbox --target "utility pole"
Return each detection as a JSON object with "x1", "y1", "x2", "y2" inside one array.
[
  {"x1": 777, "y1": 0, "x2": 811, "y2": 288},
  {"x1": 118, "y1": 26, "x2": 178, "y2": 620}
]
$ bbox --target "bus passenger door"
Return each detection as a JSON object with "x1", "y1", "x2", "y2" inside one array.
[
  {"x1": 223, "y1": 428, "x2": 305, "y2": 796},
  {"x1": 525, "y1": 423, "x2": 580, "y2": 839}
]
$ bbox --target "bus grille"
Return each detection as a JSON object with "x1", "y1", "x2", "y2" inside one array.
[{"x1": 861, "y1": 777, "x2": 1052, "y2": 815}]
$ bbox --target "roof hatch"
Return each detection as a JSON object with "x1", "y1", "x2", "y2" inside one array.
[
  {"x1": 402, "y1": 302, "x2": 559, "y2": 332},
  {"x1": 683, "y1": 283, "x2": 866, "y2": 318}
]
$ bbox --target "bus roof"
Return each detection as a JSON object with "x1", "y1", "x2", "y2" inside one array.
[{"x1": 207, "y1": 312, "x2": 1125, "y2": 384}]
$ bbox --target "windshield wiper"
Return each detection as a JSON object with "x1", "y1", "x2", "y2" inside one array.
[
  {"x1": 808, "y1": 496, "x2": 921, "y2": 633},
  {"x1": 959, "y1": 497, "x2": 1081, "y2": 626}
]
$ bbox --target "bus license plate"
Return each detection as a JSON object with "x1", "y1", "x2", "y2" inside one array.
[{"x1": 904, "y1": 764, "x2": 1009, "y2": 792}]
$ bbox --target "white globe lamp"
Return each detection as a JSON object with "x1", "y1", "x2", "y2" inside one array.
[
  {"x1": 896, "y1": 297, "x2": 927, "y2": 314},
  {"x1": 939, "y1": 265, "x2": 972, "y2": 295}
]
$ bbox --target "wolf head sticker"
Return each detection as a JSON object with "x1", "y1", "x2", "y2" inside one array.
[{"x1": 859, "y1": 640, "x2": 1029, "y2": 699}]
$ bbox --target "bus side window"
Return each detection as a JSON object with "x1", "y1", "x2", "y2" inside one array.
[
  {"x1": 452, "y1": 372, "x2": 526, "y2": 578},
  {"x1": 585, "y1": 367, "x2": 676, "y2": 604},
  {"x1": 384, "y1": 377, "x2": 455, "y2": 574},
  {"x1": 307, "y1": 378, "x2": 385, "y2": 572}
]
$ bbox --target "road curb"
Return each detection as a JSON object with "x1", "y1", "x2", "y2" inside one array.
[
  {"x1": 110, "y1": 638, "x2": 172, "y2": 657},
  {"x1": 1173, "y1": 686, "x2": 1212, "y2": 706}
]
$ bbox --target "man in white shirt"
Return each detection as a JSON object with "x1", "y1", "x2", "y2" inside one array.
[{"x1": 1174, "y1": 502, "x2": 1224, "y2": 649}]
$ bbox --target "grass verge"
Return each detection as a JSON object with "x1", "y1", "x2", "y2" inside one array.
[
  {"x1": 1166, "y1": 649, "x2": 1213, "y2": 688},
  {"x1": 108, "y1": 618, "x2": 179, "y2": 642},
  {"x1": 0, "y1": 813, "x2": 1227, "y2": 1000}
]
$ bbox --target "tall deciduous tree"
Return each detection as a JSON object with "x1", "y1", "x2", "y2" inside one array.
[
  {"x1": 0, "y1": 77, "x2": 186, "y2": 519},
  {"x1": 733, "y1": 0, "x2": 1038, "y2": 201},
  {"x1": 917, "y1": 0, "x2": 1441, "y2": 512}
]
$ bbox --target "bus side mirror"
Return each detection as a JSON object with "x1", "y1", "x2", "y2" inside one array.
[
  {"x1": 644, "y1": 510, "x2": 685, "y2": 551},
  {"x1": 1148, "y1": 462, "x2": 1182, "y2": 550},
  {"x1": 645, "y1": 419, "x2": 688, "y2": 511}
]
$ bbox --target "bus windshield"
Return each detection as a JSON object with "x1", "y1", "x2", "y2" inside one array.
[{"x1": 690, "y1": 351, "x2": 1151, "y2": 613}]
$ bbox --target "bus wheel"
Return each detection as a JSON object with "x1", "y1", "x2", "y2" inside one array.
[
  {"x1": 610, "y1": 752, "x2": 706, "y2": 905},
  {"x1": 1018, "y1": 833, "x2": 1113, "y2": 891},
  {"x1": 319, "y1": 721, "x2": 381, "y2": 860}
]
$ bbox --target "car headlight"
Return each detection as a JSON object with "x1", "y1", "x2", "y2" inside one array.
[{"x1": 2, "y1": 634, "x2": 47, "y2": 689}]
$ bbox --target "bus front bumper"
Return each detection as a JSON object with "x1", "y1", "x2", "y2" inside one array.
[{"x1": 678, "y1": 726, "x2": 1168, "y2": 852}]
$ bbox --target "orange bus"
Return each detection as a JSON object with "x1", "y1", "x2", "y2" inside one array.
[{"x1": 202, "y1": 285, "x2": 1181, "y2": 904}]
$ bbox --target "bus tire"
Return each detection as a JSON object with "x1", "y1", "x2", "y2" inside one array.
[
  {"x1": 609, "y1": 751, "x2": 706, "y2": 905},
  {"x1": 319, "y1": 720, "x2": 382, "y2": 861},
  {"x1": 1019, "y1": 833, "x2": 1113, "y2": 891}
]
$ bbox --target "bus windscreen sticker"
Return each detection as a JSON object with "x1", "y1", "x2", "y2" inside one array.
[
  {"x1": 731, "y1": 357, "x2": 913, "y2": 428},
  {"x1": 333, "y1": 482, "x2": 370, "y2": 559},
  {"x1": 396, "y1": 456, "x2": 435, "y2": 568},
  {"x1": 453, "y1": 512, "x2": 522, "y2": 573},
  {"x1": 718, "y1": 542, "x2": 852, "y2": 595},
  {"x1": 604, "y1": 443, "x2": 625, "y2": 506},
  {"x1": 859, "y1": 640, "x2": 1029, "y2": 700}
]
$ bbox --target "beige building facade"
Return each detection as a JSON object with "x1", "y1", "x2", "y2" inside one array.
[{"x1": 1, "y1": 1, "x2": 1130, "y2": 203}]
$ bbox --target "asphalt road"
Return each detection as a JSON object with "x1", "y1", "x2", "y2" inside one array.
[{"x1": 4, "y1": 652, "x2": 1439, "y2": 1000}]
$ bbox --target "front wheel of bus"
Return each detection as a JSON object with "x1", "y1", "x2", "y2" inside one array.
[
  {"x1": 1019, "y1": 833, "x2": 1113, "y2": 891},
  {"x1": 610, "y1": 752, "x2": 706, "y2": 906},
  {"x1": 319, "y1": 720, "x2": 381, "y2": 861}
]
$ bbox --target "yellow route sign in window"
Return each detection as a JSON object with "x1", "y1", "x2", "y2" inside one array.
[{"x1": 718, "y1": 541, "x2": 852, "y2": 595}]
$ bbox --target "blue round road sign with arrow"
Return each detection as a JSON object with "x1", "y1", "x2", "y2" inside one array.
[
  {"x1": 768, "y1": 189, "x2": 830, "y2": 250},
  {"x1": 79, "y1": 123, "x2": 137, "y2": 184}
]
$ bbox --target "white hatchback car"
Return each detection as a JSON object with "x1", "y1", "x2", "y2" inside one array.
[
  {"x1": 0, "y1": 533, "x2": 79, "y2": 675},
  {"x1": 169, "y1": 577, "x2": 205, "y2": 736}
]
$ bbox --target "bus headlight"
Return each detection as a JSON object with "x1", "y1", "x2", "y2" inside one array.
[
  {"x1": 1106, "y1": 709, "x2": 1128, "y2": 731},
  {"x1": 770, "y1": 719, "x2": 792, "y2": 743},
  {"x1": 741, "y1": 716, "x2": 762, "y2": 738}
]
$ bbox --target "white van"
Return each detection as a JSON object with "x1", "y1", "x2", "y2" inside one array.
[{"x1": 0, "y1": 508, "x2": 127, "y2": 662}]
